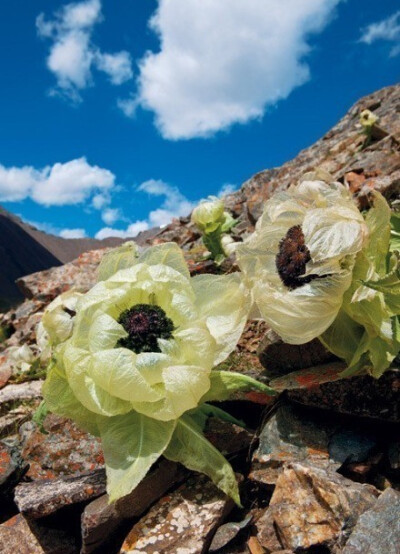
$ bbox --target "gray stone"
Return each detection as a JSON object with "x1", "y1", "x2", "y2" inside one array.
[
  {"x1": 14, "y1": 469, "x2": 106, "y2": 518},
  {"x1": 328, "y1": 428, "x2": 378, "y2": 465},
  {"x1": 81, "y1": 460, "x2": 187, "y2": 554},
  {"x1": 256, "y1": 462, "x2": 379, "y2": 552},
  {"x1": 120, "y1": 474, "x2": 235, "y2": 554},
  {"x1": 0, "y1": 407, "x2": 34, "y2": 439},
  {"x1": 250, "y1": 404, "x2": 340, "y2": 486},
  {"x1": 343, "y1": 488, "x2": 400, "y2": 554},
  {"x1": 0, "y1": 439, "x2": 25, "y2": 492},
  {"x1": 0, "y1": 380, "x2": 43, "y2": 411},
  {"x1": 20, "y1": 414, "x2": 104, "y2": 480},
  {"x1": 288, "y1": 369, "x2": 400, "y2": 422},
  {"x1": 258, "y1": 329, "x2": 335, "y2": 378},
  {"x1": 209, "y1": 516, "x2": 252, "y2": 552},
  {"x1": 0, "y1": 513, "x2": 78, "y2": 554}
]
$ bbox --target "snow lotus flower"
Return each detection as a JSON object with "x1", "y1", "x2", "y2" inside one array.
[
  {"x1": 41, "y1": 242, "x2": 274, "y2": 503},
  {"x1": 191, "y1": 197, "x2": 237, "y2": 263},
  {"x1": 237, "y1": 176, "x2": 368, "y2": 344},
  {"x1": 191, "y1": 197, "x2": 226, "y2": 233},
  {"x1": 359, "y1": 109, "x2": 378, "y2": 129}
]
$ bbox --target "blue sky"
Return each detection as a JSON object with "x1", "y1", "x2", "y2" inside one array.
[{"x1": 0, "y1": 0, "x2": 399, "y2": 239}]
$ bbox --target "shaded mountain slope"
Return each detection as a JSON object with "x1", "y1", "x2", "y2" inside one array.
[{"x1": 0, "y1": 211, "x2": 62, "y2": 310}]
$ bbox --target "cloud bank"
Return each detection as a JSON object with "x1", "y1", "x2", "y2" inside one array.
[
  {"x1": 0, "y1": 157, "x2": 114, "y2": 206},
  {"x1": 127, "y1": 0, "x2": 340, "y2": 139}
]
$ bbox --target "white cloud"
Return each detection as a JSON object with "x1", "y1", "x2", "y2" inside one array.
[
  {"x1": 117, "y1": 94, "x2": 139, "y2": 118},
  {"x1": 0, "y1": 157, "x2": 115, "y2": 206},
  {"x1": 127, "y1": 0, "x2": 340, "y2": 139},
  {"x1": 59, "y1": 228, "x2": 87, "y2": 238},
  {"x1": 95, "y1": 51, "x2": 133, "y2": 85},
  {"x1": 92, "y1": 193, "x2": 109, "y2": 209},
  {"x1": 360, "y1": 11, "x2": 400, "y2": 57},
  {"x1": 37, "y1": 0, "x2": 133, "y2": 101},
  {"x1": 95, "y1": 220, "x2": 149, "y2": 240},
  {"x1": 218, "y1": 183, "x2": 237, "y2": 197},
  {"x1": 138, "y1": 179, "x2": 195, "y2": 227},
  {"x1": 95, "y1": 178, "x2": 195, "y2": 239},
  {"x1": 101, "y1": 207, "x2": 121, "y2": 225}
]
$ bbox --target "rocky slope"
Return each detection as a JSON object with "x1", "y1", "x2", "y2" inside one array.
[{"x1": 0, "y1": 84, "x2": 399, "y2": 554}]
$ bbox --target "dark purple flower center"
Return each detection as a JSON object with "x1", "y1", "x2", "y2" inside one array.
[
  {"x1": 117, "y1": 304, "x2": 174, "y2": 354},
  {"x1": 275, "y1": 225, "x2": 319, "y2": 290}
]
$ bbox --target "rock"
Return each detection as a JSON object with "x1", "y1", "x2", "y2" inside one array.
[
  {"x1": 0, "y1": 440, "x2": 25, "y2": 493},
  {"x1": 343, "y1": 488, "x2": 400, "y2": 554},
  {"x1": 257, "y1": 329, "x2": 335, "y2": 378},
  {"x1": 14, "y1": 469, "x2": 106, "y2": 518},
  {"x1": 269, "y1": 361, "x2": 347, "y2": 392},
  {"x1": 81, "y1": 460, "x2": 186, "y2": 554},
  {"x1": 16, "y1": 249, "x2": 106, "y2": 302},
  {"x1": 0, "y1": 380, "x2": 43, "y2": 411},
  {"x1": 288, "y1": 369, "x2": 400, "y2": 422},
  {"x1": 0, "y1": 363, "x2": 11, "y2": 389},
  {"x1": 0, "y1": 513, "x2": 78, "y2": 554},
  {"x1": 0, "y1": 407, "x2": 34, "y2": 439},
  {"x1": 256, "y1": 463, "x2": 379, "y2": 552},
  {"x1": 250, "y1": 404, "x2": 340, "y2": 486},
  {"x1": 328, "y1": 428, "x2": 378, "y2": 465},
  {"x1": 209, "y1": 516, "x2": 252, "y2": 552},
  {"x1": 120, "y1": 475, "x2": 235, "y2": 554},
  {"x1": 205, "y1": 417, "x2": 254, "y2": 456},
  {"x1": 20, "y1": 414, "x2": 104, "y2": 480},
  {"x1": 388, "y1": 440, "x2": 400, "y2": 472}
]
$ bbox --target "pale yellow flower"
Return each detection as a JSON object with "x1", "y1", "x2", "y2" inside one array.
[
  {"x1": 237, "y1": 177, "x2": 368, "y2": 344},
  {"x1": 359, "y1": 109, "x2": 378, "y2": 128}
]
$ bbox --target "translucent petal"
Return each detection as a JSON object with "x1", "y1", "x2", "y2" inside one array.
[
  {"x1": 132, "y1": 365, "x2": 210, "y2": 421},
  {"x1": 90, "y1": 349, "x2": 162, "y2": 403},
  {"x1": 304, "y1": 206, "x2": 366, "y2": 261},
  {"x1": 42, "y1": 361, "x2": 101, "y2": 436},
  {"x1": 253, "y1": 271, "x2": 352, "y2": 344},
  {"x1": 192, "y1": 273, "x2": 250, "y2": 365},
  {"x1": 138, "y1": 242, "x2": 190, "y2": 279},
  {"x1": 88, "y1": 312, "x2": 127, "y2": 352},
  {"x1": 63, "y1": 344, "x2": 132, "y2": 417},
  {"x1": 97, "y1": 241, "x2": 138, "y2": 281}
]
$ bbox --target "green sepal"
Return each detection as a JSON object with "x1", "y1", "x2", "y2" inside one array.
[{"x1": 200, "y1": 370, "x2": 277, "y2": 404}]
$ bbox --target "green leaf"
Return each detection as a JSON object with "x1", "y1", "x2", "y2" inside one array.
[
  {"x1": 220, "y1": 212, "x2": 237, "y2": 233},
  {"x1": 97, "y1": 241, "x2": 138, "y2": 281},
  {"x1": 164, "y1": 414, "x2": 241, "y2": 505},
  {"x1": 320, "y1": 309, "x2": 365, "y2": 364},
  {"x1": 362, "y1": 258, "x2": 400, "y2": 315},
  {"x1": 197, "y1": 403, "x2": 246, "y2": 428},
  {"x1": 97, "y1": 412, "x2": 176, "y2": 502},
  {"x1": 364, "y1": 192, "x2": 391, "y2": 273},
  {"x1": 200, "y1": 370, "x2": 276, "y2": 403},
  {"x1": 390, "y1": 212, "x2": 400, "y2": 252},
  {"x1": 203, "y1": 231, "x2": 227, "y2": 263}
]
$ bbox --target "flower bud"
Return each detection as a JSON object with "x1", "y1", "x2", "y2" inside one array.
[
  {"x1": 359, "y1": 109, "x2": 378, "y2": 128},
  {"x1": 191, "y1": 197, "x2": 225, "y2": 233}
]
